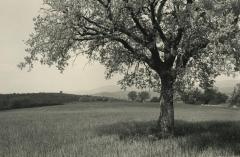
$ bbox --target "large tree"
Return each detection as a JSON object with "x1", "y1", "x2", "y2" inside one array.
[{"x1": 20, "y1": 0, "x2": 240, "y2": 137}]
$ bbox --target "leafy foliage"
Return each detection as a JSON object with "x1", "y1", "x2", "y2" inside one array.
[
  {"x1": 181, "y1": 88, "x2": 203, "y2": 105},
  {"x1": 128, "y1": 91, "x2": 138, "y2": 101},
  {"x1": 202, "y1": 88, "x2": 228, "y2": 105},
  {"x1": 138, "y1": 91, "x2": 150, "y2": 102},
  {"x1": 19, "y1": 0, "x2": 240, "y2": 90}
]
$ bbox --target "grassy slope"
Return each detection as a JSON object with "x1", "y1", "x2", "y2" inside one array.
[
  {"x1": 0, "y1": 93, "x2": 120, "y2": 110},
  {"x1": 0, "y1": 102, "x2": 240, "y2": 157}
]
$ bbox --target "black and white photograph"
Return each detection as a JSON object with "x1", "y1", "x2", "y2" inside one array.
[{"x1": 0, "y1": 0, "x2": 240, "y2": 156}]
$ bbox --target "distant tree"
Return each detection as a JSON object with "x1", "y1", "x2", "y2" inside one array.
[
  {"x1": 19, "y1": 0, "x2": 240, "y2": 137},
  {"x1": 181, "y1": 88, "x2": 203, "y2": 105},
  {"x1": 128, "y1": 91, "x2": 138, "y2": 101},
  {"x1": 181, "y1": 87, "x2": 228, "y2": 105},
  {"x1": 138, "y1": 91, "x2": 150, "y2": 102},
  {"x1": 230, "y1": 83, "x2": 240, "y2": 106},
  {"x1": 201, "y1": 88, "x2": 217, "y2": 104},
  {"x1": 202, "y1": 88, "x2": 228, "y2": 105},
  {"x1": 212, "y1": 92, "x2": 228, "y2": 105}
]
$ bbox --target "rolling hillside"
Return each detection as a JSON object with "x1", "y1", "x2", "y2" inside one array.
[{"x1": 0, "y1": 93, "x2": 121, "y2": 110}]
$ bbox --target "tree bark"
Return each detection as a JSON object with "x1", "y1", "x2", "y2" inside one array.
[{"x1": 157, "y1": 73, "x2": 175, "y2": 138}]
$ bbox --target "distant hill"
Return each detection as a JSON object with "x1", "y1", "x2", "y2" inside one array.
[
  {"x1": 93, "y1": 91, "x2": 129, "y2": 100},
  {"x1": 75, "y1": 85, "x2": 123, "y2": 95},
  {"x1": 73, "y1": 85, "x2": 160, "y2": 100},
  {"x1": 0, "y1": 93, "x2": 122, "y2": 111}
]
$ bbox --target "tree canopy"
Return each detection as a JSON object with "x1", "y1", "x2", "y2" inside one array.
[{"x1": 20, "y1": 0, "x2": 240, "y2": 90}]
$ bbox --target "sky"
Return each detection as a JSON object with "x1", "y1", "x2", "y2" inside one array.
[
  {"x1": 0, "y1": 0, "x2": 239, "y2": 94},
  {"x1": 0, "y1": 0, "x2": 119, "y2": 94}
]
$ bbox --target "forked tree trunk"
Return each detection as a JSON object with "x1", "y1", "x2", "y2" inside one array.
[{"x1": 157, "y1": 75, "x2": 175, "y2": 137}]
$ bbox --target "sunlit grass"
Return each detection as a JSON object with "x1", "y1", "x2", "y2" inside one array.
[{"x1": 0, "y1": 102, "x2": 240, "y2": 157}]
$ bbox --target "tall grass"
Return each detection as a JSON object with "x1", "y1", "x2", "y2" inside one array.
[{"x1": 0, "y1": 102, "x2": 239, "y2": 157}]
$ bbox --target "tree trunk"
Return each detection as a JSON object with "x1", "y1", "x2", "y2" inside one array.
[{"x1": 157, "y1": 75, "x2": 175, "y2": 138}]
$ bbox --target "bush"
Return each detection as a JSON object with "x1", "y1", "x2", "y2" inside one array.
[
  {"x1": 209, "y1": 92, "x2": 228, "y2": 105},
  {"x1": 202, "y1": 88, "x2": 228, "y2": 105},
  {"x1": 138, "y1": 91, "x2": 150, "y2": 102},
  {"x1": 181, "y1": 88, "x2": 203, "y2": 105},
  {"x1": 181, "y1": 87, "x2": 228, "y2": 105}
]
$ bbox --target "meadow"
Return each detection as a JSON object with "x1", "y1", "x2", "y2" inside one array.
[{"x1": 0, "y1": 101, "x2": 240, "y2": 157}]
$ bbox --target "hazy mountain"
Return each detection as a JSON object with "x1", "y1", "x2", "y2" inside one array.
[
  {"x1": 93, "y1": 91, "x2": 129, "y2": 100},
  {"x1": 71, "y1": 85, "x2": 158, "y2": 100},
  {"x1": 74, "y1": 85, "x2": 123, "y2": 95},
  {"x1": 93, "y1": 90, "x2": 160, "y2": 100}
]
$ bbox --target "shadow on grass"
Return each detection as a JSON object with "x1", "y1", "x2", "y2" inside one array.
[{"x1": 95, "y1": 120, "x2": 240, "y2": 154}]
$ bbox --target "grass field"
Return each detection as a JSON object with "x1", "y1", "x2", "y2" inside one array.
[{"x1": 0, "y1": 102, "x2": 240, "y2": 157}]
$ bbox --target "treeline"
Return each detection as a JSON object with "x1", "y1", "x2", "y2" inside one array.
[
  {"x1": 128, "y1": 91, "x2": 179, "y2": 103},
  {"x1": 129, "y1": 84, "x2": 240, "y2": 106},
  {"x1": 181, "y1": 88, "x2": 228, "y2": 105},
  {"x1": 181, "y1": 84, "x2": 240, "y2": 107},
  {"x1": 128, "y1": 91, "x2": 150, "y2": 102},
  {"x1": 0, "y1": 93, "x2": 121, "y2": 110}
]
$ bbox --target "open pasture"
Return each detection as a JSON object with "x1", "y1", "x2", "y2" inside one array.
[{"x1": 0, "y1": 102, "x2": 240, "y2": 157}]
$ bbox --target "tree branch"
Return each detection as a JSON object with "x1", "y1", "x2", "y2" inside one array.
[
  {"x1": 174, "y1": 28, "x2": 184, "y2": 46},
  {"x1": 112, "y1": 37, "x2": 151, "y2": 64},
  {"x1": 149, "y1": 1, "x2": 168, "y2": 44},
  {"x1": 181, "y1": 39, "x2": 209, "y2": 68},
  {"x1": 156, "y1": 0, "x2": 168, "y2": 22},
  {"x1": 123, "y1": 3, "x2": 150, "y2": 38}
]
